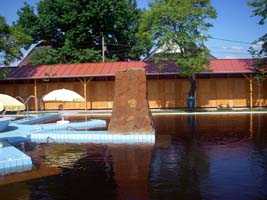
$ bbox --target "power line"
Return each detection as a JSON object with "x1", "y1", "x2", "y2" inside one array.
[
  {"x1": 208, "y1": 47, "x2": 250, "y2": 53},
  {"x1": 208, "y1": 36, "x2": 252, "y2": 45},
  {"x1": 100, "y1": 36, "x2": 253, "y2": 48},
  {"x1": 210, "y1": 50, "x2": 250, "y2": 55}
]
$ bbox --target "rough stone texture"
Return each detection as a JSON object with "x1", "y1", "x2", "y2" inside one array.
[{"x1": 108, "y1": 68, "x2": 154, "y2": 133}]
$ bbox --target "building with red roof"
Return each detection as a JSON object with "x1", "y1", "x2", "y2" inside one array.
[
  {"x1": 0, "y1": 59, "x2": 259, "y2": 80},
  {"x1": 0, "y1": 59, "x2": 266, "y2": 110}
]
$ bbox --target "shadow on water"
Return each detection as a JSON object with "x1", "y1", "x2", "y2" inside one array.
[
  {"x1": 1, "y1": 136, "x2": 31, "y2": 146},
  {"x1": 0, "y1": 114, "x2": 266, "y2": 200},
  {"x1": 1, "y1": 126, "x2": 18, "y2": 132}
]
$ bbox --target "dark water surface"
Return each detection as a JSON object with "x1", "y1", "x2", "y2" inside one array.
[{"x1": 0, "y1": 114, "x2": 266, "y2": 200}]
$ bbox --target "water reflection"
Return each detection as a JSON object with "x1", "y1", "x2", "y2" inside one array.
[
  {"x1": 151, "y1": 114, "x2": 267, "y2": 200},
  {"x1": 0, "y1": 114, "x2": 266, "y2": 200},
  {"x1": 28, "y1": 144, "x2": 118, "y2": 200},
  {"x1": 150, "y1": 115, "x2": 210, "y2": 200},
  {"x1": 110, "y1": 144, "x2": 153, "y2": 200}
]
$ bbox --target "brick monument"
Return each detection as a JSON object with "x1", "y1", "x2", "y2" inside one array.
[{"x1": 108, "y1": 68, "x2": 154, "y2": 134}]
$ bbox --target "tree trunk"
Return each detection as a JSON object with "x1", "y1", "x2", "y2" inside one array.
[
  {"x1": 188, "y1": 74, "x2": 196, "y2": 97},
  {"x1": 187, "y1": 74, "x2": 196, "y2": 111}
]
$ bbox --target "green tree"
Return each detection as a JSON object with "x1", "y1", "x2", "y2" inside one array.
[
  {"x1": 248, "y1": 0, "x2": 267, "y2": 57},
  {"x1": 16, "y1": 0, "x2": 141, "y2": 65},
  {"x1": 0, "y1": 15, "x2": 32, "y2": 65},
  {"x1": 248, "y1": 0, "x2": 267, "y2": 107},
  {"x1": 138, "y1": 0, "x2": 216, "y2": 109}
]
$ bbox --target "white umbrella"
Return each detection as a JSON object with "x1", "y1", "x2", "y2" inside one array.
[
  {"x1": 0, "y1": 103, "x2": 3, "y2": 112},
  {"x1": 42, "y1": 89, "x2": 85, "y2": 123},
  {"x1": 42, "y1": 89, "x2": 85, "y2": 102},
  {"x1": 0, "y1": 94, "x2": 25, "y2": 112}
]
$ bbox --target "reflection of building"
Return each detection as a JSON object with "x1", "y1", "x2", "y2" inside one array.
[
  {"x1": 150, "y1": 114, "x2": 267, "y2": 200},
  {"x1": 153, "y1": 115, "x2": 252, "y2": 141},
  {"x1": 22, "y1": 143, "x2": 154, "y2": 200},
  {"x1": 0, "y1": 114, "x2": 266, "y2": 200},
  {"x1": 0, "y1": 59, "x2": 266, "y2": 110},
  {"x1": 28, "y1": 144, "x2": 118, "y2": 200},
  {"x1": 40, "y1": 144, "x2": 87, "y2": 168},
  {"x1": 149, "y1": 138, "x2": 209, "y2": 200}
]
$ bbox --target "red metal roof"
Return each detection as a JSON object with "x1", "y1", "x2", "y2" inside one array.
[
  {"x1": 208, "y1": 59, "x2": 254, "y2": 74},
  {"x1": 145, "y1": 59, "x2": 257, "y2": 75},
  {"x1": 4, "y1": 61, "x2": 147, "y2": 80},
  {"x1": 0, "y1": 59, "x2": 262, "y2": 80}
]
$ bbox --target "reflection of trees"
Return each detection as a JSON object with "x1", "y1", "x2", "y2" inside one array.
[
  {"x1": 41, "y1": 144, "x2": 87, "y2": 168},
  {"x1": 149, "y1": 115, "x2": 210, "y2": 200},
  {"x1": 253, "y1": 114, "x2": 267, "y2": 148},
  {"x1": 28, "y1": 144, "x2": 117, "y2": 200},
  {"x1": 250, "y1": 114, "x2": 267, "y2": 198}
]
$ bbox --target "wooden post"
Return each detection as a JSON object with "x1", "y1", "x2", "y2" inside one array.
[
  {"x1": 194, "y1": 75, "x2": 197, "y2": 109},
  {"x1": 79, "y1": 78, "x2": 92, "y2": 111},
  {"x1": 243, "y1": 74, "x2": 253, "y2": 110},
  {"x1": 249, "y1": 75, "x2": 253, "y2": 110},
  {"x1": 34, "y1": 80, "x2": 38, "y2": 111},
  {"x1": 83, "y1": 78, "x2": 87, "y2": 111}
]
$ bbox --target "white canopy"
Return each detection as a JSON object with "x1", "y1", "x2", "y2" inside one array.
[
  {"x1": 0, "y1": 94, "x2": 26, "y2": 112},
  {"x1": 42, "y1": 89, "x2": 85, "y2": 102},
  {"x1": 0, "y1": 103, "x2": 3, "y2": 112}
]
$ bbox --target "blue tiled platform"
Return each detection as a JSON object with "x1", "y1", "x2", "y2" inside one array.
[{"x1": 0, "y1": 142, "x2": 32, "y2": 175}]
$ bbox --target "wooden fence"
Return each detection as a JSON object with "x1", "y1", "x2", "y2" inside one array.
[{"x1": 0, "y1": 77, "x2": 266, "y2": 110}]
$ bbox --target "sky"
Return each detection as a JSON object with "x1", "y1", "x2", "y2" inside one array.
[{"x1": 0, "y1": 0, "x2": 266, "y2": 59}]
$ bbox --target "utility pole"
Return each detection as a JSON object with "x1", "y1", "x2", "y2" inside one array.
[{"x1": 102, "y1": 33, "x2": 106, "y2": 62}]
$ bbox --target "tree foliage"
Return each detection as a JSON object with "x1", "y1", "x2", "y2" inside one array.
[
  {"x1": 138, "y1": 0, "x2": 216, "y2": 97},
  {"x1": 16, "y1": 0, "x2": 141, "y2": 65},
  {"x1": 0, "y1": 15, "x2": 32, "y2": 65},
  {"x1": 138, "y1": 0, "x2": 216, "y2": 76},
  {"x1": 248, "y1": 0, "x2": 267, "y2": 57},
  {"x1": 248, "y1": 0, "x2": 267, "y2": 86}
]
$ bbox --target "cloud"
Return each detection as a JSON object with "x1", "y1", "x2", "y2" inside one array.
[
  {"x1": 250, "y1": 41, "x2": 264, "y2": 50},
  {"x1": 223, "y1": 55, "x2": 239, "y2": 59},
  {"x1": 221, "y1": 45, "x2": 247, "y2": 52},
  {"x1": 222, "y1": 54, "x2": 252, "y2": 59}
]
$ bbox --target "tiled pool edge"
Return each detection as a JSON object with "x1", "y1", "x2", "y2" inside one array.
[
  {"x1": 4, "y1": 109, "x2": 267, "y2": 118},
  {"x1": 30, "y1": 130, "x2": 156, "y2": 144},
  {"x1": 0, "y1": 144, "x2": 33, "y2": 175}
]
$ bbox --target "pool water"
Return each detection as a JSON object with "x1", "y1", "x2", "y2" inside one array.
[{"x1": 0, "y1": 114, "x2": 266, "y2": 200}]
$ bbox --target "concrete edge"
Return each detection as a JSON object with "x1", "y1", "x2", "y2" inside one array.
[{"x1": 4, "y1": 110, "x2": 267, "y2": 118}]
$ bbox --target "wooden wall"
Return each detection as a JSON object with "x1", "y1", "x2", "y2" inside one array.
[
  {"x1": 147, "y1": 79, "x2": 190, "y2": 108},
  {"x1": 0, "y1": 77, "x2": 266, "y2": 110},
  {"x1": 197, "y1": 78, "x2": 249, "y2": 108},
  {"x1": 197, "y1": 77, "x2": 267, "y2": 108}
]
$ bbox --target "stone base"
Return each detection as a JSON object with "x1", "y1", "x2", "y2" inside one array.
[{"x1": 108, "y1": 68, "x2": 154, "y2": 133}]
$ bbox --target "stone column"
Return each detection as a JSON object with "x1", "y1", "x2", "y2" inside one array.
[{"x1": 108, "y1": 68, "x2": 154, "y2": 134}]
